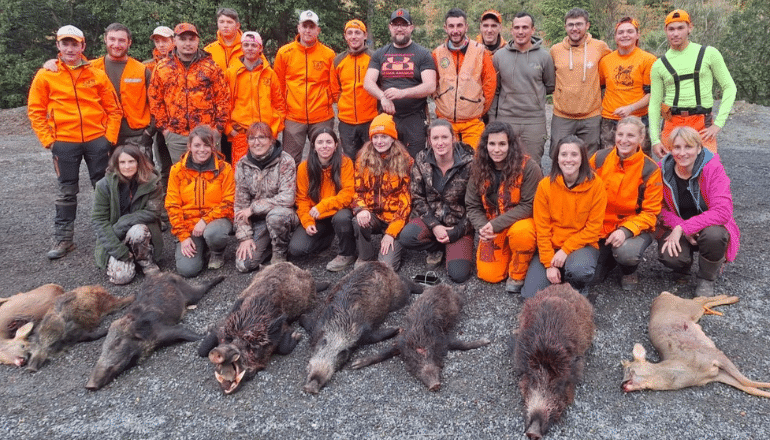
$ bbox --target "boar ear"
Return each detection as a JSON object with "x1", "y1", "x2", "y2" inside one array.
[
  {"x1": 15, "y1": 322, "x2": 34, "y2": 339},
  {"x1": 133, "y1": 318, "x2": 155, "y2": 340},
  {"x1": 632, "y1": 343, "x2": 647, "y2": 362}
]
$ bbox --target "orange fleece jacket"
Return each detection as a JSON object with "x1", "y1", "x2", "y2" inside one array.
[
  {"x1": 296, "y1": 156, "x2": 355, "y2": 229},
  {"x1": 273, "y1": 37, "x2": 335, "y2": 124},
  {"x1": 331, "y1": 49, "x2": 378, "y2": 125},
  {"x1": 225, "y1": 58, "x2": 286, "y2": 137}
]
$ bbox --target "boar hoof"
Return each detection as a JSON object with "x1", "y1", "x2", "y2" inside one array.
[
  {"x1": 291, "y1": 330, "x2": 303, "y2": 341},
  {"x1": 428, "y1": 381, "x2": 441, "y2": 392}
]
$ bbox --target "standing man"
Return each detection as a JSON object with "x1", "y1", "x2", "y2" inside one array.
[
  {"x1": 144, "y1": 26, "x2": 174, "y2": 72},
  {"x1": 274, "y1": 10, "x2": 336, "y2": 165},
  {"x1": 330, "y1": 19, "x2": 378, "y2": 159},
  {"x1": 148, "y1": 23, "x2": 230, "y2": 165},
  {"x1": 364, "y1": 8, "x2": 437, "y2": 158},
  {"x1": 476, "y1": 9, "x2": 506, "y2": 53},
  {"x1": 649, "y1": 9, "x2": 736, "y2": 158},
  {"x1": 28, "y1": 25, "x2": 122, "y2": 259},
  {"x1": 225, "y1": 31, "x2": 286, "y2": 165},
  {"x1": 490, "y1": 12, "x2": 555, "y2": 164},
  {"x1": 432, "y1": 8, "x2": 496, "y2": 149},
  {"x1": 204, "y1": 8, "x2": 243, "y2": 71},
  {"x1": 550, "y1": 8, "x2": 611, "y2": 156}
]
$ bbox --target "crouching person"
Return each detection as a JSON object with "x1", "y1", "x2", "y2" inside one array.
[
  {"x1": 399, "y1": 119, "x2": 475, "y2": 283},
  {"x1": 166, "y1": 125, "x2": 234, "y2": 277},
  {"x1": 234, "y1": 122, "x2": 298, "y2": 272},
  {"x1": 92, "y1": 145, "x2": 163, "y2": 284},
  {"x1": 289, "y1": 128, "x2": 356, "y2": 271},
  {"x1": 466, "y1": 122, "x2": 542, "y2": 293},
  {"x1": 352, "y1": 114, "x2": 413, "y2": 271}
]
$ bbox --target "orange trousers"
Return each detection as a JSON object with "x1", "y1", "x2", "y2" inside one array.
[
  {"x1": 230, "y1": 132, "x2": 249, "y2": 166},
  {"x1": 476, "y1": 218, "x2": 536, "y2": 283},
  {"x1": 451, "y1": 119, "x2": 485, "y2": 150},
  {"x1": 660, "y1": 114, "x2": 717, "y2": 153}
]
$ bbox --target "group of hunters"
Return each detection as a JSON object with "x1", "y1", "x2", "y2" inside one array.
[{"x1": 27, "y1": 6, "x2": 740, "y2": 299}]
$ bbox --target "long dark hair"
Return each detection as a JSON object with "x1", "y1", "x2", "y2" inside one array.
[
  {"x1": 107, "y1": 144, "x2": 155, "y2": 184},
  {"x1": 470, "y1": 121, "x2": 525, "y2": 200},
  {"x1": 307, "y1": 127, "x2": 342, "y2": 203},
  {"x1": 549, "y1": 135, "x2": 594, "y2": 184}
]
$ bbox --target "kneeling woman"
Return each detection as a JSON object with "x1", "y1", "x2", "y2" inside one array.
[
  {"x1": 166, "y1": 125, "x2": 234, "y2": 277},
  {"x1": 522, "y1": 136, "x2": 607, "y2": 298},
  {"x1": 234, "y1": 122, "x2": 299, "y2": 272},
  {"x1": 658, "y1": 126, "x2": 740, "y2": 296},
  {"x1": 466, "y1": 122, "x2": 543, "y2": 292},
  {"x1": 351, "y1": 113, "x2": 413, "y2": 271},
  {"x1": 399, "y1": 119, "x2": 475, "y2": 283},
  {"x1": 289, "y1": 128, "x2": 356, "y2": 271},
  {"x1": 590, "y1": 116, "x2": 662, "y2": 290},
  {"x1": 92, "y1": 145, "x2": 163, "y2": 284}
]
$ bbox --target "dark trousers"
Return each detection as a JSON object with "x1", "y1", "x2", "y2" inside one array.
[
  {"x1": 394, "y1": 112, "x2": 427, "y2": 159},
  {"x1": 593, "y1": 233, "x2": 653, "y2": 282},
  {"x1": 399, "y1": 217, "x2": 474, "y2": 283},
  {"x1": 657, "y1": 225, "x2": 729, "y2": 274},
  {"x1": 50, "y1": 136, "x2": 110, "y2": 241},
  {"x1": 338, "y1": 120, "x2": 371, "y2": 160},
  {"x1": 522, "y1": 246, "x2": 600, "y2": 298},
  {"x1": 289, "y1": 209, "x2": 356, "y2": 258}
]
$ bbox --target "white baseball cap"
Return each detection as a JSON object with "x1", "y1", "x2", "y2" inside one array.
[
  {"x1": 57, "y1": 25, "x2": 85, "y2": 42},
  {"x1": 151, "y1": 26, "x2": 174, "y2": 39},
  {"x1": 299, "y1": 10, "x2": 319, "y2": 25}
]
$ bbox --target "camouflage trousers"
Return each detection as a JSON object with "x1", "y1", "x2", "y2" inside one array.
[
  {"x1": 235, "y1": 207, "x2": 299, "y2": 273},
  {"x1": 106, "y1": 224, "x2": 155, "y2": 285}
]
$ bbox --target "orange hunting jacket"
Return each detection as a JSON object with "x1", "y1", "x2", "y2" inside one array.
[
  {"x1": 204, "y1": 30, "x2": 243, "y2": 71},
  {"x1": 91, "y1": 56, "x2": 151, "y2": 130},
  {"x1": 165, "y1": 151, "x2": 235, "y2": 242},
  {"x1": 225, "y1": 58, "x2": 286, "y2": 137},
  {"x1": 148, "y1": 50, "x2": 230, "y2": 135},
  {"x1": 352, "y1": 157, "x2": 413, "y2": 238},
  {"x1": 296, "y1": 156, "x2": 355, "y2": 229},
  {"x1": 28, "y1": 57, "x2": 122, "y2": 148},
  {"x1": 331, "y1": 48, "x2": 378, "y2": 125},
  {"x1": 590, "y1": 147, "x2": 662, "y2": 238},
  {"x1": 533, "y1": 174, "x2": 607, "y2": 267},
  {"x1": 274, "y1": 37, "x2": 335, "y2": 124}
]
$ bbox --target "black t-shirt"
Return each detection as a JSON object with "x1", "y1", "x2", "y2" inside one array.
[
  {"x1": 369, "y1": 41, "x2": 436, "y2": 117},
  {"x1": 674, "y1": 174, "x2": 699, "y2": 220}
]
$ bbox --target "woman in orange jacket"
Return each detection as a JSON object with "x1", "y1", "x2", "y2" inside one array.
[
  {"x1": 351, "y1": 113, "x2": 413, "y2": 271},
  {"x1": 522, "y1": 135, "x2": 607, "y2": 298},
  {"x1": 590, "y1": 116, "x2": 662, "y2": 290},
  {"x1": 166, "y1": 125, "x2": 235, "y2": 277},
  {"x1": 289, "y1": 128, "x2": 356, "y2": 271}
]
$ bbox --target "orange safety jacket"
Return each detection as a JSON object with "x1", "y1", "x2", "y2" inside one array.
[
  {"x1": 148, "y1": 50, "x2": 230, "y2": 135},
  {"x1": 204, "y1": 31, "x2": 244, "y2": 71},
  {"x1": 273, "y1": 36, "x2": 335, "y2": 124},
  {"x1": 331, "y1": 48, "x2": 378, "y2": 125},
  {"x1": 296, "y1": 156, "x2": 355, "y2": 229},
  {"x1": 590, "y1": 147, "x2": 662, "y2": 238},
  {"x1": 533, "y1": 174, "x2": 607, "y2": 267},
  {"x1": 225, "y1": 58, "x2": 286, "y2": 137},
  {"x1": 433, "y1": 40, "x2": 496, "y2": 122},
  {"x1": 28, "y1": 57, "x2": 122, "y2": 148},
  {"x1": 143, "y1": 49, "x2": 168, "y2": 75},
  {"x1": 91, "y1": 56, "x2": 151, "y2": 130},
  {"x1": 165, "y1": 151, "x2": 235, "y2": 242},
  {"x1": 352, "y1": 157, "x2": 413, "y2": 238}
]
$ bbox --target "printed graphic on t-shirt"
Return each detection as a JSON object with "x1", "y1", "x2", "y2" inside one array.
[
  {"x1": 381, "y1": 53, "x2": 416, "y2": 79},
  {"x1": 614, "y1": 65, "x2": 634, "y2": 87}
]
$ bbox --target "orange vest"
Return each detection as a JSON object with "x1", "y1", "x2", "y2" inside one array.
[
  {"x1": 91, "y1": 57, "x2": 151, "y2": 130},
  {"x1": 433, "y1": 41, "x2": 485, "y2": 121}
]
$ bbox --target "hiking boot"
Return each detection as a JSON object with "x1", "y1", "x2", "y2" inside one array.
[
  {"x1": 47, "y1": 241, "x2": 76, "y2": 260},
  {"x1": 207, "y1": 252, "x2": 225, "y2": 270},
  {"x1": 354, "y1": 259, "x2": 368, "y2": 270},
  {"x1": 326, "y1": 255, "x2": 356, "y2": 272},
  {"x1": 620, "y1": 272, "x2": 639, "y2": 291},
  {"x1": 505, "y1": 278, "x2": 525, "y2": 294},
  {"x1": 426, "y1": 251, "x2": 444, "y2": 268},
  {"x1": 271, "y1": 251, "x2": 287, "y2": 265}
]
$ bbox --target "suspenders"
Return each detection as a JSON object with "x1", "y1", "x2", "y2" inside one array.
[{"x1": 659, "y1": 45, "x2": 709, "y2": 114}]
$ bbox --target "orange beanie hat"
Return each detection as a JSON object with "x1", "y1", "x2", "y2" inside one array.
[{"x1": 369, "y1": 113, "x2": 398, "y2": 140}]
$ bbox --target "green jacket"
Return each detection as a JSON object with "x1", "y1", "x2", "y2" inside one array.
[{"x1": 92, "y1": 171, "x2": 164, "y2": 269}]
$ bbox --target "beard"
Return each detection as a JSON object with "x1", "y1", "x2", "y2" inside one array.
[{"x1": 391, "y1": 33, "x2": 411, "y2": 46}]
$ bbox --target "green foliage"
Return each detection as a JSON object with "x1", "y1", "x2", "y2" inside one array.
[
  {"x1": 533, "y1": 0, "x2": 591, "y2": 45},
  {"x1": 719, "y1": 0, "x2": 770, "y2": 105}
]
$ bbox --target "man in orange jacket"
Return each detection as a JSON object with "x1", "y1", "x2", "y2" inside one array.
[
  {"x1": 28, "y1": 25, "x2": 122, "y2": 259},
  {"x1": 432, "y1": 8, "x2": 496, "y2": 149},
  {"x1": 144, "y1": 26, "x2": 174, "y2": 73},
  {"x1": 274, "y1": 10, "x2": 335, "y2": 165},
  {"x1": 204, "y1": 8, "x2": 243, "y2": 72},
  {"x1": 331, "y1": 19, "x2": 378, "y2": 159},
  {"x1": 476, "y1": 9, "x2": 506, "y2": 53}
]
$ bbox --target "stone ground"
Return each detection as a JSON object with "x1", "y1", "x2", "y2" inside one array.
[{"x1": 0, "y1": 103, "x2": 768, "y2": 439}]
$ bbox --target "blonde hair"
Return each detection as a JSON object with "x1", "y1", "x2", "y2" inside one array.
[
  {"x1": 616, "y1": 115, "x2": 646, "y2": 143},
  {"x1": 669, "y1": 126, "x2": 702, "y2": 149}
]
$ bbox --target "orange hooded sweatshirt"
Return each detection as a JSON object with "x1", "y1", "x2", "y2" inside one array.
[
  {"x1": 296, "y1": 156, "x2": 355, "y2": 229},
  {"x1": 204, "y1": 30, "x2": 243, "y2": 71},
  {"x1": 165, "y1": 151, "x2": 235, "y2": 242},
  {"x1": 273, "y1": 36, "x2": 335, "y2": 124},
  {"x1": 225, "y1": 58, "x2": 286, "y2": 137},
  {"x1": 590, "y1": 147, "x2": 662, "y2": 238},
  {"x1": 550, "y1": 35, "x2": 611, "y2": 119},
  {"x1": 28, "y1": 58, "x2": 122, "y2": 148},
  {"x1": 533, "y1": 174, "x2": 607, "y2": 267}
]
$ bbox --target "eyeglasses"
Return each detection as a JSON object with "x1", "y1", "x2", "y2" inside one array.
[
  {"x1": 248, "y1": 135, "x2": 270, "y2": 142},
  {"x1": 390, "y1": 22, "x2": 410, "y2": 29},
  {"x1": 566, "y1": 22, "x2": 587, "y2": 29}
]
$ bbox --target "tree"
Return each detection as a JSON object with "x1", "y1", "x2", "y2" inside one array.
[{"x1": 719, "y1": 0, "x2": 770, "y2": 105}]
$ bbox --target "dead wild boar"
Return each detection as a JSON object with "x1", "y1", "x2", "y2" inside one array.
[
  {"x1": 197, "y1": 262, "x2": 318, "y2": 394},
  {"x1": 0, "y1": 284, "x2": 65, "y2": 366},
  {"x1": 86, "y1": 273, "x2": 224, "y2": 390},
  {"x1": 302, "y1": 261, "x2": 422, "y2": 394},
  {"x1": 513, "y1": 284, "x2": 595, "y2": 440},
  {"x1": 351, "y1": 284, "x2": 490, "y2": 391},
  {"x1": 26, "y1": 285, "x2": 135, "y2": 371}
]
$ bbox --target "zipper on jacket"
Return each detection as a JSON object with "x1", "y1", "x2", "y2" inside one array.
[
  {"x1": 353, "y1": 54, "x2": 359, "y2": 124},
  {"x1": 305, "y1": 49, "x2": 310, "y2": 123},
  {"x1": 69, "y1": 68, "x2": 86, "y2": 142},
  {"x1": 453, "y1": 50, "x2": 460, "y2": 122}
]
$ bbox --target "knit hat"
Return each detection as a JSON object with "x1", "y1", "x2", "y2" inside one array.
[
  {"x1": 369, "y1": 114, "x2": 398, "y2": 140},
  {"x1": 665, "y1": 9, "x2": 690, "y2": 27},
  {"x1": 241, "y1": 31, "x2": 263, "y2": 46},
  {"x1": 345, "y1": 19, "x2": 367, "y2": 34}
]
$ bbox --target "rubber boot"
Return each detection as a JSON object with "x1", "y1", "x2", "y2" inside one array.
[{"x1": 695, "y1": 255, "x2": 724, "y2": 297}]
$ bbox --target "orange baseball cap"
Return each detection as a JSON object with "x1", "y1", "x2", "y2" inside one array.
[
  {"x1": 481, "y1": 10, "x2": 502, "y2": 23},
  {"x1": 665, "y1": 9, "x2": 690, "y2": 26},
  {"x1": 345, "y1": 19, "x2": 367, "y2": 34},
  {"x1": 174, "y1": 23, "x2": 199, "y2": 36}
]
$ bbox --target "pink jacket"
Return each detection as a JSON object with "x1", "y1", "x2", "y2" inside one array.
[{"x1": 659, "y1": 151, "x2": 740, "y2": 261}]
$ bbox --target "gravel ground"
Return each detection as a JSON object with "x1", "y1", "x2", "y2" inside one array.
[{"x1": 0, "y1": 103, "x2": 768, "y2": 439}]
